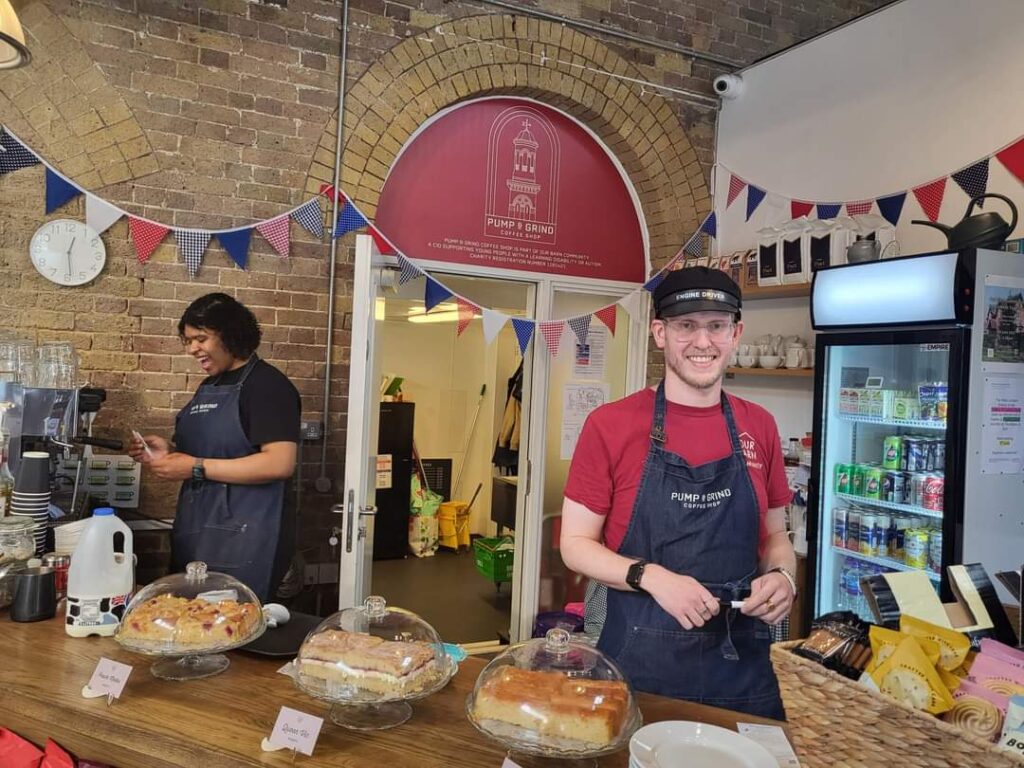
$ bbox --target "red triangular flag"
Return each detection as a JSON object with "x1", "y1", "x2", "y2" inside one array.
[
  {"x1": 129, "y1": 217, "x2": 170, "y2": 264},
  {"x1": 912, "y1": 178, "x2": 947, "y2": 223},
  {"x1": 594, "y1": 305, "x2": 617, "y2": 336},
  {"x1": 255, "y1": 214, "x2": 290, "y2": 258},
  {"x1": 997, "y1": 137, "x2": 1024, "y2": 184},
  {"x1": 539, "y1": 321, "x2": 564, "y2": 357},
  {"x1": 318, "y1": 183, "x2": 343, "y2": 203},
  {"x1": 726, "y1": 175, "x2": 746, "y2": 208},
  {"x1": 456, "y1": 297, "x2": 477, "y2": 337},
  {"x1": 791, "y1": 200, "x2": 814, "y2": 219},
  {"x1": 369, "y1": 226, "x2": 396, "y2": 255},
  {"x1": 845, "y1": 200, "x2": 873, "y2": 216}
]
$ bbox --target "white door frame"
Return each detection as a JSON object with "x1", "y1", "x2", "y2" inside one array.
[{"x1": 339, "y1": 235, "x2": 650, "y2": 640}]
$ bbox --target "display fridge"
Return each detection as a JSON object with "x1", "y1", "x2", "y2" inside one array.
[{"x1": 804, "y1": 248, "x2": 1024, "y2": 627}]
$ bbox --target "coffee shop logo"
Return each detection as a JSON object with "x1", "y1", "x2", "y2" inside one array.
[{"x1": 484, "y1": 107, "x2": 560, "y2": 245}]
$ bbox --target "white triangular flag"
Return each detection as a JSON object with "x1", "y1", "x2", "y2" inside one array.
[
  {"x1": 86, "y1": 195, "x2": 123, "y2": 235},
  {"x1": 482, "y1": 308, "x2": 508, "y2": 344},
  {"x1": 619, "y1": 290, "x2": 645, "y2": 325}
]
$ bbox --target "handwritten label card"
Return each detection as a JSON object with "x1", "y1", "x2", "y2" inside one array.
[
  {"x1": 269, "y1": 706, "x2": 324, "y2": 757},
  {"x1": 87, "y1": 658, "x2": 133, "y2": 700}
]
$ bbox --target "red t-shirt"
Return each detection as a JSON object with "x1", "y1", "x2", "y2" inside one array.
[{"x1": 564, "y1": 388, "x2": 792, "y2": 553}]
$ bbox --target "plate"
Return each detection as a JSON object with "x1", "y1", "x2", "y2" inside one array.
[{"x1": 630, "y1": 721, "x2": 776, "y2": 768}]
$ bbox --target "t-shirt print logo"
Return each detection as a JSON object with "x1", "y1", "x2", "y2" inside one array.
[
  {"x1": 188, "y1": 402, "x2": 220, "y2": 417},
  {"x1": 670, "y1": 488, "x2": 733, "y2": 510},
  {"x1": 739, "y1": 432, "x2": 764, "y2": 471}
]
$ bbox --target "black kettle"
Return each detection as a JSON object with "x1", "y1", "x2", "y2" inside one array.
[{"x1": 912, "y1": 193, "x2": 1018, "y2": 250}]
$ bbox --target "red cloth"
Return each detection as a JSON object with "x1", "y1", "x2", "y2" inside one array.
[
  {"x1": 564, "y1": 388, "x2": 792, "y2": 555},
  {"x1": 0, "y1": 728, "x2": 43, "y2": 768},
  {"x1": 42, "y1": 740, "x2": 74, "y2": 768}
]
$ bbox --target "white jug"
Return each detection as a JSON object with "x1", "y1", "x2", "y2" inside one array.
[{"x1": 66, "y1": 507, "x2": 134, "y2": 637}]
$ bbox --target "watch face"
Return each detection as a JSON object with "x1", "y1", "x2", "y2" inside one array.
[{"x1": 29, "y1": 219, "x2": 107, "y2": 286}]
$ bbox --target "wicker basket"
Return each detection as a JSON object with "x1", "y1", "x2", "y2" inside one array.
[{"x1": 771, "y1": 640, "x2": 1022, "y2": 768}]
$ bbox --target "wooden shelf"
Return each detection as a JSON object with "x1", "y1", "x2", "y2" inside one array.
[
  {"x1": 726, "y1": 366, "x2": 814, "y2": 378},
  {"x1": 741, "y1": 282, "x2": 811, "y2": 300}
]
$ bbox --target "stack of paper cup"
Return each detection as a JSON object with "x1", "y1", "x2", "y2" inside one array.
[
  {"x1": 12, "y1": 451, "x2": 51, "y2": 555},
  {"x1": 53, "y1": 517, "x2": 89, "y2": 556}
]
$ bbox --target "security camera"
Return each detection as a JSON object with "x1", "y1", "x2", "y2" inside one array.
[{"x1": 713, "y1": 74, "x2": 744, "y2": 100}]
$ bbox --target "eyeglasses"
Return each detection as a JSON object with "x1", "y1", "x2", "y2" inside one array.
[{"x1": 661, "y1": 318, "x2": 735, "y2": 341}]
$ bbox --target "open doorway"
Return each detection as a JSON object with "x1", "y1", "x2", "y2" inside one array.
[{"x1": 368, "y1": 271, "x2": 534, "y2": 645}]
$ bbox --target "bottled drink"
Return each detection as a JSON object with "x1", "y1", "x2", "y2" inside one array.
[
  {"x1": 0, "y1": 430, "x2": 13, "y2": 517},
  {"x1": 66, "y1": 507, "x2": 134, "y2": 638}
]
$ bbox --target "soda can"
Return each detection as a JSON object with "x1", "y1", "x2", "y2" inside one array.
[
  {"x1": 907, "y1": 439, "x2": 928, "y2": 472},
  {"x1": 874, "y1": 514, "x2": 890, "y2": 557},
  {"x1": 832, "y1": 507, "x2": 848, "y2": 548},
  {"x1": 921, "y1": 473, "x2": 944, "y2": 512},
  {"x1": 834, "y1": 463, "x2": 852, "y2": 495},
  {"x1": 846, "y1": 510, "x2": 861, "y2": 551},
  {"x1": 863, "y1": 466, "x2": 883, "y2": 500},
  {"x1": 882, "y1": 436, "x2": 902, "y2": 470},
  {"x1": 893, "y1": 471, "x2": 908, "y2": 504},
  {"x1": 910, "y1": 473, "x2": 928, "y2": 507},
  {"x1": 894, "y1": 515, "x2": 909, "y2": 561},
  {"x1": 905, "y1": 528, "x2": 930, "y2": 569},
  {"x1": 933, "y1": 440, "x2": 945, "y2": 471},
  {"x1": 929, "y1": 528, "x2": 944, "y2": 573},
  {"x1": 851, "y1": 464, "x2": 865, "y2": 496},
  {"x1": 859, "y1": 513, "x2": 877, "y2": 556},
  {"x1": 900, "y1": 436, "x2": 911, "y2": 471},
  {"x1": 881, "y1": 471, "x2": 895, "y2": 502},
  {"x1": 925, "y1": 439, "x2": 937, "y2": 471}
]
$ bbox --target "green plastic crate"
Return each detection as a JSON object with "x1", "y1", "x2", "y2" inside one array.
[{"x1": 473, "y1": 536, "x2": 514, "y2": 583}]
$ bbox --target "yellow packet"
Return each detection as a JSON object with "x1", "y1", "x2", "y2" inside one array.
[
  {"x1": 937, "y1": 666, "x2": 962, "y2": 694},
  {"x1": 871, "y1": 637, "x2": 955, "y2": 715},
  {"x1": 867, "y1": 625, "x2": 941, "y2": 675},
  {"x1": 900, "y1": 615, "x2": 971, "y2": 672}
]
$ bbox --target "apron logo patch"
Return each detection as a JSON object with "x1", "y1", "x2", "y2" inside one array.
[
  {"x1": 739, "y1": 432, "x2": 763, "y2": 471},
  {"x1": 670, "y1": 488, "x2": 732, "y2": 509},
  {"x1": 188, "y1": 402, "x2": 220, "y2": 416}
]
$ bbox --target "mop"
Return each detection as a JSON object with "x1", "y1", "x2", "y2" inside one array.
[{"x1": 452, "y1": 384, "x2": 486, "y2": 498}]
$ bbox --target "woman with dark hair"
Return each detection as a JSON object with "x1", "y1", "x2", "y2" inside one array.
[{"x1": 129, "y1": 292, "x2": 301, "y2": 600}]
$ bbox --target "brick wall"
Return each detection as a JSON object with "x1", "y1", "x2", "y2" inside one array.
[{"x1": 0, "y1": 0, "x2": 891, "y2": 582}]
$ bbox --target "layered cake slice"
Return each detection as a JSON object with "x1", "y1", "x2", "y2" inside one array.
[{"x1": 297, "y1": 629, "x2": 439, "y2": 696}]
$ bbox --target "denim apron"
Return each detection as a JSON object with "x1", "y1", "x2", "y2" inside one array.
[
  {"x1": 172, "y1": 357, "x2": 285, "y2": 601},
  {"x1": 596, "y1": 381, "x2": 785, "y2": 720}
]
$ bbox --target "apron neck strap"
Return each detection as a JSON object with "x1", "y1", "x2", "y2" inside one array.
[
  {"x1": 214, "y1": 355, "x2": 259, "y2": 386},
  {"x1": 651, "y1": 381, "x2": 744, "y2": 455}
]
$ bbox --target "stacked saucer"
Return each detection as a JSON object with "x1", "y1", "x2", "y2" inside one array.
[{"x1": 11, "y1": 451, "x2": 51, "y2": 555}]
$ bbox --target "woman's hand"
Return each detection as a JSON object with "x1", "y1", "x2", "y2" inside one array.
[
  {"x1": 741, "y1": 571, "x2": 794, "y2": 625},
  {"x1": 643, "y1": 564, "x2": 720, "y2": 630},
  {"x1": 147, "y1": 452, "x2": 195, "y2": 481},
  {"x1": 128, "y1": 434, "x2": 171, "y2": 463}
]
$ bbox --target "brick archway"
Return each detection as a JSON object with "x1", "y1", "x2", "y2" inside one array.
[{"x1": 307, "y1": 14, "x2": 710, "y2": 273}]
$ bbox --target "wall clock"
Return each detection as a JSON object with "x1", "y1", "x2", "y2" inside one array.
[{"x1": 29, "y1": 219, "x2": 106, "y2": 287}]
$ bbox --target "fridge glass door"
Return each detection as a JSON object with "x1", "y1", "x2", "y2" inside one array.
[{"x1": 815, "y1": 339, "x2": 950, "y2": 621}]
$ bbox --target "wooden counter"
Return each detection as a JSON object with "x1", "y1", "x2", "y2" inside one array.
[{"x1": 0, "y1": 616, "x2": 786, "y2": 767}]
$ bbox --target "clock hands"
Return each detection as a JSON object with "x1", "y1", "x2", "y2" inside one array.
[{"x1": 66, "y1": 237, "x2": 76, "y2": 277}]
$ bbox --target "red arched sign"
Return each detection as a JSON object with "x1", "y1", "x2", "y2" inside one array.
[{"x1": 375, "y1": 98, "x2": 646, "y2": 283}]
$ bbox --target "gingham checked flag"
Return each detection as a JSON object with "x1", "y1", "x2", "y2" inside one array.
[
  {"x1": 369, "y1": 226, "x2": 396, "y2": 255},
  {"x1": 912, "y1": 178, "x2": 947, "y2": 223},
  {"x1": 845, "y1": 200, "x2": 873, "y2": 216},
  {"x1": 217, "y1": 228, "x2": 253, "y2": 269},
  {"x1": 424, "y1": 277, "x2": 452, "y2": 312},
  {"x1": 791, "y1": 200, "x2": 814, "y2": 219},
  {"x1": 397, "y1": 254, "x2": 421, "y2": 285},
  {"x1": 683, "y1": 231, "x2": 705, "y2": 258},
  {"x1": 456, "y1": 297, "x2": 477, "y2": 337},
  {"x1": 568, "y1": 315, "x2": 591, "y2": 347},
  {"x1": 539, "y1": 321, "x2": 565, "y2": 357},
  {"x1": 996, "y1": 137, "x2": 1024, "y2": 184},
  {"x1": 175, "y1": 229, "x2": 212, "y2": 277},
  {"x1": 726, "y1": 174, "x2": 746, "y2": 208},
  {"x1": 291, "y1": 199, "x2": 323, "y2": 239},
  {"x1": 511, "y1": 318, "x2": 534, "y2": 354},
  {"x1": 0, "y1": 129, "x2": 39, "y2": 175},
  {"x1": 594, "y1": 305, "x2": 617, "y2": 336},
  {"x1": 332, "y1": 200, "x2": 367, "y2": 240},
  {"x1": 256, "y1": 214, "x2": 290, "y2": 258},
  {"x1": 129, "y1": 217, "x2": 170, "y2": 265},
  {"x1": 876, "y1": 193, "x2": 907, "y2": 227},
  {"x1": 951, "y1": 158, "x2": 989, "y2": 202},
  {"x1": 816, "y1": 203, "x2": 842, "y2": 219}
]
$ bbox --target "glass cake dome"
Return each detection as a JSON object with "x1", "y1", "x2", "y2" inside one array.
[
  {"x1": 466, "y1": 628, "x2": 641, "y2": 761},
  {"x1": 294, "y1": 595, "x2": 455, "y2": 730},
  {"x1": 115, "y1": 561, "x2": 265, "y2": 680}
]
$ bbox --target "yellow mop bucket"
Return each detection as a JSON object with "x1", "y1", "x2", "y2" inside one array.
[{"x1": 438, "y1": 501, "x2": 470, "y2": 549}]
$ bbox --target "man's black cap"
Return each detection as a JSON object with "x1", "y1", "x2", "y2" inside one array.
[{"x1": 653, "y1": 266, "x2": 742, "y2": 319}]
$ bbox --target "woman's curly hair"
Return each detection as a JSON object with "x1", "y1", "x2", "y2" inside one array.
[{"x1": 177, "y1": 293, "x2": 262, "y2": 359}]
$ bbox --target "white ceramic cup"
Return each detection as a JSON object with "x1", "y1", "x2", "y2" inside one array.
[
  {"x1": 737, "y1": 355, "x2": 757, "y2": 368},
  {"x1": 805, "y1": 348, "x2": 815, "y2": 368},
  {"x1": 760, "y1": 355, "x2": 783, "y2": 369}
]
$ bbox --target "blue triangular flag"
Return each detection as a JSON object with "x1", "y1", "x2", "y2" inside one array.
[
  {"x1": 817, "y1": 203, "x2": 842, "y2": 219},
  {"x1": 951, "y1": 158, "x2": 989, "y2": 202},
  {"x1": 217, "y1": 228, "x2": 253, "y2": 270},
  {"x1": 745, "y1": 185, "x2": 766, "y2": 221},
  {"x1": 291, "y1": 199, "x2": 323, "y2": 239},
  {"x1": 876, "y1": 192, "x2": 907, "y2": 227},
  {"x1": 332, "y1": 200, "x2": 368, "y2": 240},
  {"x1": 0, "y1": 129, "x2": 41, "y2": 175},
  {"x1": 45, "y1": 168, "x2": 83, "y2": 214},
  {"x1": 511, "y1": 318, "x2": 535, "y2": 354},
  {"x1": 424, "y1": 277, "x2": 453, "y2": 312},
  {"x1": 700, "y1": 212, "x2": 717, "y2": 239},
  {"x1": 644, "y1": 271, "x2": 666, "y2": 293},
  {"x1": 397, "y1": 254, "x2": 421, "y2": 285}
]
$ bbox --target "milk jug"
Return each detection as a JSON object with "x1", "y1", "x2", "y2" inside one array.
[{"x1": 66, "y1": 507, "x2": 134, "y2": 637}]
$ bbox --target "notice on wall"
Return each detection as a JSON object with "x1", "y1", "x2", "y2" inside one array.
[
  {"x1": 560, "y1": 383, "x2": 609, "y2": 460},
  {"x1": 982, "y1": 276, "x2": 1024, "y2": 372},
  {"x1": 572, "y1": 325, "x2": 607, "y2": 378},
  {"x1": 981, "y1": 375, "x2": 1024, "y2": 475},
  {"x1": 376, "y1": 454, "x2": 393, "y2": 489}
]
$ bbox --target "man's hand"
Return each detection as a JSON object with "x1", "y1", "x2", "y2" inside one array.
[
  {"x1": 741, "y1": 571, "x2": 794, "y2": 625},
  {"x1": 128, "y1": 434, "x2": 170, "y2": 463},
  {"x1": 643, "y1": 564, "x2": 720, "y2": 630},
  {"x1": 146, "y1": 452, "x2": 195, "y2": 481}
]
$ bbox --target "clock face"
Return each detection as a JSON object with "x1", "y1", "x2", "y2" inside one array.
[{"x1": 29, "y1": 219, "x2": 107, "y2": 287}]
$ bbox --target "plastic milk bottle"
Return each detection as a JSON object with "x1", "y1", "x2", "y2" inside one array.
[{"x1": 66, "y1": 507, "x2": 134, "y2": 637}]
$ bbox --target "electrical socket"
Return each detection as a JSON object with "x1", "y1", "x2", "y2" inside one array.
[{"x1": 300, "y1": 420, "x2": 323, "y2": 441}]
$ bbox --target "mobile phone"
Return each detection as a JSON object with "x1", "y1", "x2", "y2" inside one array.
[{"x1": 131, "y1": 429, "x2": 154, "y2": 458}]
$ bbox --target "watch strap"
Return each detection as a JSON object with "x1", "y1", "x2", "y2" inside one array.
[
  {"x1": 626, "y1": 559, "x2": 648, "y2": 593},
  {"x1": 192, "y1": 457, "x2": 205, "y2": 482}
]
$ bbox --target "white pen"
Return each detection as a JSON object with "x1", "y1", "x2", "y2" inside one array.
[{"x1": 132, "y1": 430, "x2": 154, "y2": 458}]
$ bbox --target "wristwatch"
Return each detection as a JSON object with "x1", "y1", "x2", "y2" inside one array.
[
  {"x1": 192, "y1": 457, "x2": 206, "y2": 482},
  {"x1": 767, "y1": 565, "x2": 798, "y2": 597},
  {"x1": 625, "y1": 559, "x2": 648, "y2": 593}
]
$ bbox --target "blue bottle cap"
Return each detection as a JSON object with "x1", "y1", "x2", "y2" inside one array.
[{"x1": 93, "y1": 507, "x2": 115, "y2": 516}]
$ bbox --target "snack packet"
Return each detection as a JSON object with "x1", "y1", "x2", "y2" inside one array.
[
  {"x1": 1004, "y1": 695, "x2": 1024, "y2": 741},
  {"x1": 867, "y1": 625, "x2": 941, "y2": 675},
  {"x1": 871, "y1": 636, "x2": 955, "y2": 714},
  {"x1": 943, "y1": 683, "x2": 1006, "y2": 742},
  {"x1": 900, "y1": 615, "x2": 971, "y2": 672},
  {"x1": 980, "y1": 638, "x2": 1024, "y2": 671},
  {"x1": 969, "y1": 653, "x2": 1024, "y2": 697}
]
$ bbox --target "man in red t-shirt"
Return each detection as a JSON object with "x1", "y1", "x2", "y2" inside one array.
[{"x1": 560, "y1": 266, "x2": 796, "y2": 719}]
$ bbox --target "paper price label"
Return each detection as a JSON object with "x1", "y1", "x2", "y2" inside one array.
[
  {"x1": 269, "y1": 706, "x2": 324, "y2": 757},
  {"x1": 87, "y1": 657, "x2": 133, "y2": 699},
  {"x1": 737, "y1": 723, "x2": 800, "y2": 767}
]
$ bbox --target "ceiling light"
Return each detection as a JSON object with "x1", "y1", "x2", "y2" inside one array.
[
  {"x1": 0, "y1": 0, "x2": 30, "y2": 70},
  {"x1": 407, "y1": 310, "x2": 459, "y2": 324}
]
